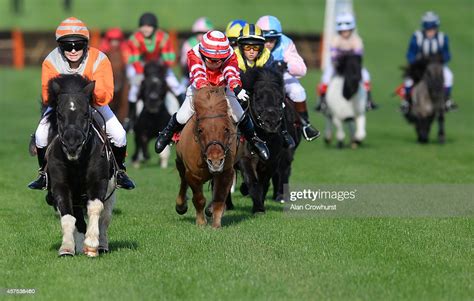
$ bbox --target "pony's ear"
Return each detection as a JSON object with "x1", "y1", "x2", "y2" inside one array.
[
  {"x1": 82, "y1": 81, "x2": 96, "y2": 96},
  {"x1": 52, "y1": 81, "x2": 61, "y2": 96}
]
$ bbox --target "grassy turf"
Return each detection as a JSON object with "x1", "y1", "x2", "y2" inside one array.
[{"x1": 1, "y1": 0, "x2": 473, "y2": 300}]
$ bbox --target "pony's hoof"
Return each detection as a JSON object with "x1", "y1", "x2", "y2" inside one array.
[
  {"x1": 324, "y1": 137, "x2": 332, "y2": 145},
  {"x1": 58, "y1": 249, "x2": 75, "y2": 257},
  {"x1": 351, "y1": 140, "x2": 361, "y2": 149},
  {"x1": 205, "y1": 205, "x2": 213, "y2": 217},
  {"x1": 132, "y1": 161, "x2": 140, "y2": 169},
  {"x1": 438, "y1": 135, "x2": 446, "y2": 144},
  {"x1": 175, "y1": 204, "x2": 188, "y2": 215},
  {"x1": 98, "y1": 248, "x2": 109, "y2": 254},
  {"x1": 83, "y1": 246, "x2": 99, "y2": 257},
  {"x1": 252, "y1": 209, "x2": 266, "y2": 215},
  {"x1": 337, "y1": 141, "x2": 344, "y2": 149},
  {"x1": 240, "y1": 183, "x2": 249, "y2": 196}
]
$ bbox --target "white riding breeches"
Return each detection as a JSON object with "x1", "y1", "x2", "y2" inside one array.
[
  {"x1": 404, "y1": 65, "x2": 453, "y2": 88},
  {"x1": 284, "y1": 72, "x2": 306, "y2": 102},
  {"x1": 126, "y1": 64, "x2": 185, "y2": 103},
  {"x1": 35, "y1": 105, "x2": 127, "y2": 148},
  {"x1": 321, "y1": 64, "x2": 371, "y2": 85},
  {"x1": 176, "y1": 85, "x2": 244, "y2": 125}
]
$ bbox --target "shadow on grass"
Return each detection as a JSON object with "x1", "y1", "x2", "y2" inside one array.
[
  {"x1": 176, "y1": 199, "x2": 283, "y2": 227},
  {"x1": 50, "y1": 240, "x2": 139, "y2": 253}
]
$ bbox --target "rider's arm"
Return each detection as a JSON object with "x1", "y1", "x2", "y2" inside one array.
[
  {"x1": 159, "y1": 31, "x2": 177, "y2": 68},
  {"x1": 41, "y1": 59, "x2": 59, "y2": 105},
  {"x1": 127, "y1": 33, "x2": 144, "y2": 74},
  {"x1": 283, "y1": 40, "x2": 307, "y2": 77},
  {"x1": 222, "y1": 53, "x2": 242, "y2": 91},
  {"x1": 187, "y1": 48, "x2": 209, "y2": 89},
  {"x1": 441, "y1": 34, "x2": 451, "y2": 64},
  {"x1": 406, "y1": 33, "x2": 419, "y2": 64},
  {"x1": 91, "y1": 53, "x2": 114, "y2": 106}
]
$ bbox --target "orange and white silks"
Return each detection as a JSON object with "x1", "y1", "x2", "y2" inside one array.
[{"x1": 41, "y1": 47, "x2": 114, "y2": 106}]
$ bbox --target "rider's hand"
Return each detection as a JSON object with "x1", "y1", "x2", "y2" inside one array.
[{"x1": 233, "y1": 85, "x2": 249, "y2": 104}]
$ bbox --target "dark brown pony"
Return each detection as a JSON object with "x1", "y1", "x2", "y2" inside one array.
[
  {"x1": 175, "y1": 86, "x2": 237, "y2": 228},
  {"x1": 107, "y1": 48, "x2": 129, "y2": 124}
]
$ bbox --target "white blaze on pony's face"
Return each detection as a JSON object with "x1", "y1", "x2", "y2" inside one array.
[{"x1": 69, "y1": 101, "x2": 76, "y2": 111}]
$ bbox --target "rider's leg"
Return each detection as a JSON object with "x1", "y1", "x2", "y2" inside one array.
[
  {"x1": 443, "y1": 66, "x2": 457, "y2": 111},
  {"x1": 28, "y1": 107, "x2": 52, "y2": 190},
  {"x1": 226, "y1": 88, "x2": 269, "y2": 161},
  {"x1": 95, "y1": 105, "x2": 135, "y2": 190},
  {"x1": 125, "y1": 64, "x2": 142, "y2": 132},
  {"x1": 362, "y1": 68, "x2": 378, "y2": 110},
  {"x1": 315, "y1": 64, "x2": 333, "y2": 111},
  {"x1": 401, "y1": 78, "x2": 414, "y2": 114},
  {"x1": 154, "y1": 86, "x2": 193, "y2": 154},
  {"x1": 285, "y1": 74, "x2": 320, "y2": 141},
  {"x1": 165, "y1": 68, "x2": 186, "y2": 105}
]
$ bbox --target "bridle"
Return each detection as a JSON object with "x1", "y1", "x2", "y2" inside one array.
[
  {"x1": 194, "y1": 113, "x2": 234, "y2": 158},
  {"x1": 248, "y1": 89, "x2": 284, "y2": 130},
  {"x1": 56, "y1": 96, "x2": 93, "y2": 152}
]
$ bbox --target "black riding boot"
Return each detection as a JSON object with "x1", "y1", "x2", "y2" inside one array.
[
  {"x1": 28, "y1": 147, "x2": 47, "y2": 190},
  {"x1": 366, "y1": 91, "x2": 378, "y2": 111},
  {"x1": 295, "y1": 102, "x2": 320, "y2": 141},
  {"x1": 155, "y1": 113, "x2": 184, "y2": 154},
  {"x1": 112, "y1": 145, "x2": 135, "y2": 190},
  {"x1": 239, "y1": 114, "x2": 270, "y2": 161},
  {"x1": 280, "y1": 113, "x2": 296, "y2": 149},
  {"x1": 315, "y1": 94, "x2": 327, "y2": 112},
  {"x1": 124, "y1": 102, "x2": 136, "y2": 132}
]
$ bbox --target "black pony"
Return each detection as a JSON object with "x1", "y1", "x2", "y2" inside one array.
[
  {"x1": 336, "y1": 53, "x2": 363, "y2": 100},
  {"x1": 46, "y1": 74, "x2": 116, "y2": 257},
  {"x1": 238, "y1": 67, "x2": 287, "y2": 213},
  {"x1": 131, "y1": 61, "x2": 170, "y2": 165},
  {"x1": 271, "y1": 98, "x2": 303, "y2": 202},
  {"x1": 403, "y1": 55, "x2": 446, "y2": 143}
]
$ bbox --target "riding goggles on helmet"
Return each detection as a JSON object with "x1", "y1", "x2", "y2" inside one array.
[
  {"x1": 59, "y1": 41, "x2": 88, "y2": 52},
  {"x1": 242, "y1": 44, "x2": 262, "y2": 51},
  {"x1": 262, "y1": 29, "x2": 281, "y2": 38}
]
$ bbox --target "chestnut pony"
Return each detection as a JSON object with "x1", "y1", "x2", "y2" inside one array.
[{"x1": 175, "y1": 86, "x2": 237, "y2": 228}]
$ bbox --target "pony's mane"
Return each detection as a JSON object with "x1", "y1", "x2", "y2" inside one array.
[
  {"x1": 403, "y1": 54, "x2": 443, "y2": 83},
  {"x1": 144, "y1": 61, "x2": 166, "y2": 77},
  {"x1": 47, "y1": 74, "x2": 92, "y2": 108},
  {"x1": 193, "y1": 86, "x2": 228, "y2": 115},
  {"x1": 241, "y1": 67, "x2": 283, "y2": 93}
]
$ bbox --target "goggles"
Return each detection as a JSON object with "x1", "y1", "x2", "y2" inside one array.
[
  {"x1": 242, "y1": 44, "x2": 262, "y2": 51},
  {"x1": 59, "y1": 41, "x2": 88, "y2": 52},
  {"x1": 203, "y1": 56, "x2": 224, "y2": 64}
]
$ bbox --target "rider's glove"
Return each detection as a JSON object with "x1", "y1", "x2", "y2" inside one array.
[{"x1": 233, "y1": 85, "x2": 249, "y2": 105}]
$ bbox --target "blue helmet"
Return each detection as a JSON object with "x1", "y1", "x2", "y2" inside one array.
[
  {"x1": 421, "y1": 11, "x2": 440, "y2": 30},
  {"x1": 256, "y1": 15, "x2": 282, "y2": 39}
]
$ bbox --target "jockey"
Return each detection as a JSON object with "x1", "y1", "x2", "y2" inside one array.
[
  {"x1": 180, "y1": 17, "x2": 214, "y2": 89},
  {"x1": 256, "y1": 15, "x2": 320, "y2": 141},
  {"x1": 402, "y1": 11, "x2": 456, "y2": 113},
  {"x1": 126, "y1": 12, "x2": 186, "y2": 129},
  {"x1": 234, "y1": 23, "x2": 295, "y2": 149},
  {"x1": 316, "y1": 12, "x2": 378, "y2": 112},
  {"x1": 225, "y1": 19, "x2": 247, "y2": 49},
  {"x1": 99, "y1": 27, "x2": 130, "y2": 64},
  {"x1": 155, "y1": 30, "x2": 269, "y2": 161},
  {"x1": 28, "y1": 17, "x2": 135, "y2": 190}
]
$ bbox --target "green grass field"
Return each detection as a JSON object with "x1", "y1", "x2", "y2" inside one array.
[{"x1": 1, "y1": 0, "x2": 473, "y2": 300}]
